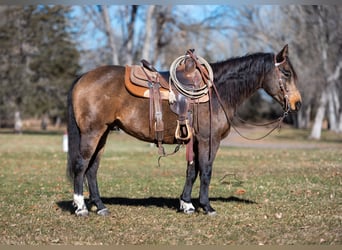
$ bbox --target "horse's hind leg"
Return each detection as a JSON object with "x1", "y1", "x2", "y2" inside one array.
[
  {"x1": 73, "y1": 156, "x2": 90, "y2": 216},
  {"x1": 85, "y1": 129, "x2": 110, "y2": 216},
  {"x1": 85, "y1": 149, "x2": 109, "y2": 216},
  {"x1": 73, "y1": 127, "x2": 107, "y2": 216}
]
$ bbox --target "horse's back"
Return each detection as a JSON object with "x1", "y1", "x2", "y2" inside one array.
[{"x1": 73, "y1": 65, "x2": 125, "y2": 93}]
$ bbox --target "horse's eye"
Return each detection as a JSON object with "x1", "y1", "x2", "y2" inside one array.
[{"x1": 280, "y1": 68, "x2": 291, "y2": 78}]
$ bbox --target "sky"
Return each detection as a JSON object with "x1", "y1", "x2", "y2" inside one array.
[{"x1": 71, "y1": 5, "x2": 224, "y2": 52}]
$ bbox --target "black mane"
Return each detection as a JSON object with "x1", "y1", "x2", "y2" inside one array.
[{"x1": 210, "y1": 52, "x2": 275, "y2": 109}]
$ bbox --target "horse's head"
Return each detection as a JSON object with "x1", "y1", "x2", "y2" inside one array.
[{"x1": 263, "y1": 45, "x2": 302, "y2": 112}]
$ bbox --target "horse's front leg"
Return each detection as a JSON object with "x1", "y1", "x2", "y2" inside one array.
[
  {"x1": 180, "y1": 160, "x2": 198, "y2": 214},
  {"x1": 198, "y1": 161, "x2": 216, "y2": 215},
  {"x1": 197, "y1": 138, "x2": 220, "y2": 215}
]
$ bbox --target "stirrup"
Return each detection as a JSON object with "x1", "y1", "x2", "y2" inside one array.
[{"x1": 175, "y1": 120, "x2": 192, "y2": 141}]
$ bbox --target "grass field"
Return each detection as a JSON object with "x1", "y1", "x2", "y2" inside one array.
[{"x1": 0, "y1": 128, "x2": 341, "y2": 245}]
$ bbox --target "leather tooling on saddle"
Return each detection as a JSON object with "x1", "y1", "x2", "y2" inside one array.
[{"x1": 124, "y1": 49, "x2": 214, "y2": 160}]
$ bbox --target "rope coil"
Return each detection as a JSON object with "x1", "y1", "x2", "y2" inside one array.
[{"x1": 169, "y1": 55, "x2": 214, "y2": 99}]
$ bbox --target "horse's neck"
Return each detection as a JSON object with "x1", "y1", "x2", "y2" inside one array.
[{"x1": 212, "y1": 53, "x2": 273, "y2": 109}]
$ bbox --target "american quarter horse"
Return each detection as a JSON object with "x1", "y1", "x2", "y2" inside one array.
[{"x1": 67, "y1": 45, "x2": 302, "y2": 216}]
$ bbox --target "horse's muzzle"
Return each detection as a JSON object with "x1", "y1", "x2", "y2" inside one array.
[
  {"x1": 295, "y1": 100, "x2": 302, "y2": 111},
  {"x1": 288, "y1": 92, "x2": 302, "y2": 112}
]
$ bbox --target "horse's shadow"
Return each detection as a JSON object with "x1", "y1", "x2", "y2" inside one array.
[{"x1": 56, "y1": 196, "x2": 256, "y2": 214}]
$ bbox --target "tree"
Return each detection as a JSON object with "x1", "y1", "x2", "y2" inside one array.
[
  {"x1": 0, "y1": 6, "x2": 80, "y2": 127},
  {"x1": 29, "y1": 6, "x2": 80, "y2": 121},
  {"x1": 0, "y1": 6, "x2": 31, "y2": 127},
  {"x1": 305, "y1": 6, "x2": 342, "y2": 139}
]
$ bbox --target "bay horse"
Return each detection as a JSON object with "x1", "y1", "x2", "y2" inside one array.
[{"x1": 67, "y1": 45, "x2": 302, "y2": 216}]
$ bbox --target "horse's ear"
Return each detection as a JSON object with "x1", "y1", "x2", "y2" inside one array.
[{"x1": 276, "y1": 44, "x2": 289, "y2": 63}]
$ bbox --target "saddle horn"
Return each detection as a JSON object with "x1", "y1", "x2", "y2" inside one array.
[{"x1": 141, "y1": 59, "x2": 158, "y2": 72}]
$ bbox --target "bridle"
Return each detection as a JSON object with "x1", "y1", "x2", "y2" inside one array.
[{"x1": 274, "y1": 56, "x2": 291, "y2": 116}]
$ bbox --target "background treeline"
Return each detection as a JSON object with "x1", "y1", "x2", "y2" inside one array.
[{"x1": 0, "y1": 5, "x2": 341, "y2": 139}]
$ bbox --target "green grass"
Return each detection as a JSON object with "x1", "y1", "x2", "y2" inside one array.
[{"x1": 0, "y1": 129, "x2": 341, "y2": 245}]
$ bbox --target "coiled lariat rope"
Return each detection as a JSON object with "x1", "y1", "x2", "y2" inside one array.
[{"x1": 169, "y1": 54, "x2": 214, "y2": 99}]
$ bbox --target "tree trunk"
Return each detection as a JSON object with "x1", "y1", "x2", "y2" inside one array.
[
  {"x1": 327, "y1": 84, "x2": 338, "y2": 131},
  {"x1": 297, "y1": 105, "x2": 311, "y2": 129},
  {"x1": 141, "y1": 5, "x2": 156, "y2": 62},
  {"x1": 332, "y1": 88, "x2": 342, "y2": 133},
  {"x1": 14, "y1": 111, "x2": 22, "y2": 134},
  {"x1": 326, "y1": 61, "x2": 342, "y2": 133},
  {"x1": 338, "y1": 110, "x2": 342, "y2": 132},
  {"x1": 124, "y1": 6, "x2": 138, "y2": 65},
  {"x1": 101, "y1": 6, "x2": 119, "y2": 65},
  {"x1": 309, "y1": 90, "x2": 327, "y2": 140}
]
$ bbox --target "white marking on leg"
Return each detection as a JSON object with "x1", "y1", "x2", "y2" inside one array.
[
  {"x1": 73, "y1": 194, "x2": 88, "y2": 216},
  {"x1": 180, "y1": 199, "x2": 195, "y2": 214},
  {"x1": 73, "y1": 194, "x2": 85, "y2": 208}
]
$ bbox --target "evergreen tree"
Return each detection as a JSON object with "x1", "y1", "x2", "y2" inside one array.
[{"x1": 0, "y1": 6, "x2": 80, "y2": 127}]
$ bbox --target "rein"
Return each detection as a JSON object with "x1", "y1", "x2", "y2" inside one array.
[{"x1": 211, "y1": 55, "x2": 290, "y2": 141}]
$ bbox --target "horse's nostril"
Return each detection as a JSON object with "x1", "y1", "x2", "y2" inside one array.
[{"x1": 295, "y1": 101, "x2": 302, "y2": 111}]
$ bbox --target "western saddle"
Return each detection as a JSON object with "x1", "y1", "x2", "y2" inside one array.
[{"x1": 124, "y1": 49, "x2": 213, "y2": 159}]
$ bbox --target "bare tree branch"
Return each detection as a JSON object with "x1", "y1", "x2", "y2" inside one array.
[{"x1": 100, "y1": 6, "x2": 119, "y2": 65}]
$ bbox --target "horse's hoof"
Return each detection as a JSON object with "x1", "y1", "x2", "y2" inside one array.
[
  {"x1": 202, "y1": 205, "x2": 216, "y2": 216},
  {"x1": 205, "y1": 210, "x2": 217, "y2": 216},
  {"x1": 97, "y1": 208, "x2": 110, "y2": 216},
  {"x1": 75, "y1": 208, "x2": 89, "y2": 217},
  {"x1": 180, "y1": 199, "x2": 195, "y2": 214},
  {"x1": 184, "y1": 208, "x2": 195, "y2": 214}
]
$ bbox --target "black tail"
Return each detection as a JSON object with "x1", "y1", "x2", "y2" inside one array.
[{"x1": 66, "y1": 75, "x2": 83, "y2": 182}]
